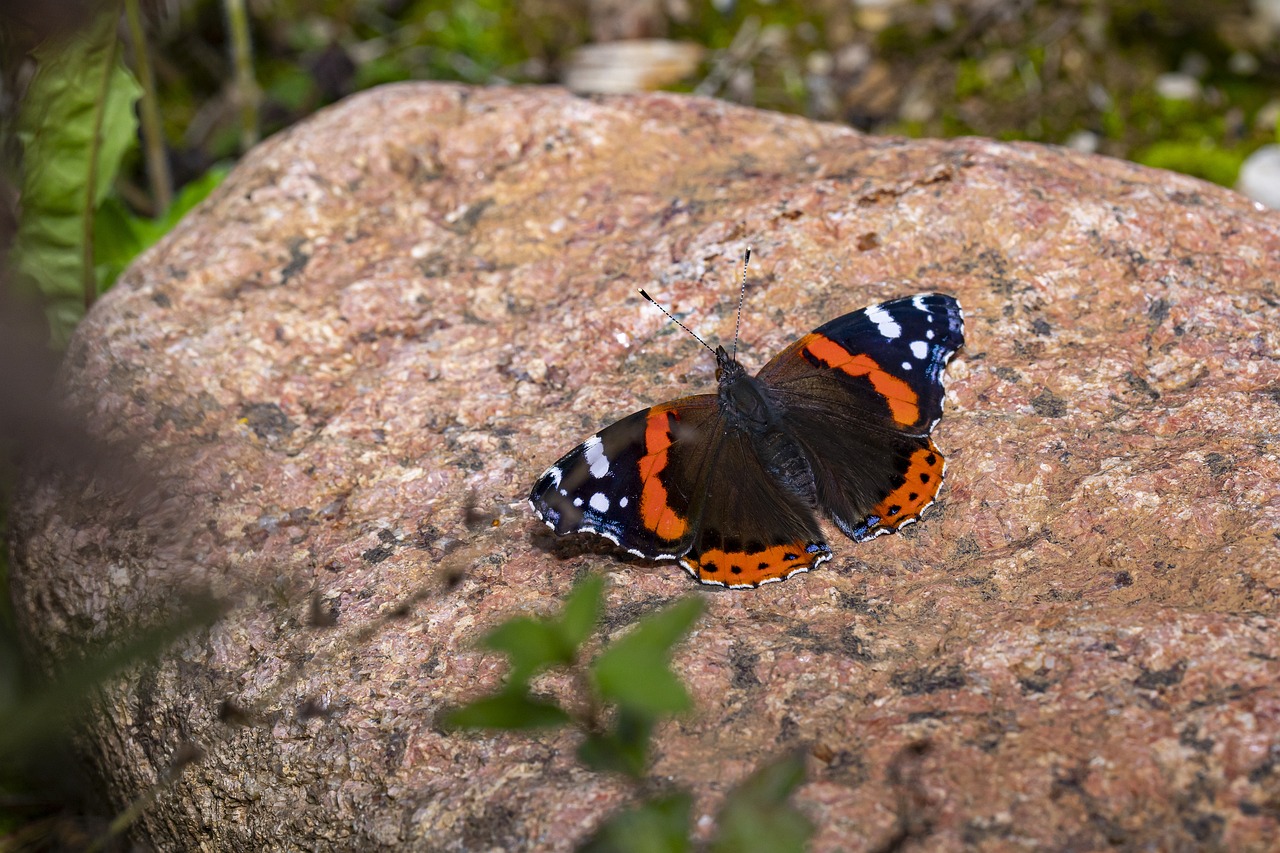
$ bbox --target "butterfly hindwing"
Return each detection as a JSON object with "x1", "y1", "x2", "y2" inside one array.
[
  {"x1": 680, "y1": 427, "x2": 831, "y2": 588},
  {"x1": 759, "y1": 293, "x2": 964, "y2": 541}
]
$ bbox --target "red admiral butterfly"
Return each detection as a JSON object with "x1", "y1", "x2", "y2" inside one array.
[{"x1": 529, "y1": 266, "x2": 964, "y2": 589}]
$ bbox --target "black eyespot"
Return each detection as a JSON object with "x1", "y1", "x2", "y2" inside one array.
[
  {"x1": 908, "y1": 492, "x2": 919, "y2": 501},
  {"x1": 731, "y1": 565, "x2": 742, "y2": 574},
  {"x1": 757, "y1": 562, "x2": 770, "y2": 571},
  {"x1": 887, "y1": 505, "x2": 901, "y2": 516},
  {"x1": 925, "y1": 454, "x2": 937, "y2": 466},
  {"x1": 920, "y1": 473, "x2": 931, "y2": 483},
  {"x1": 703, "y1": 562, "x2": 719, "y2": 573}
]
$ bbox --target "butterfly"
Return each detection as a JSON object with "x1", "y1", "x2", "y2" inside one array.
[{"x1": 529, "y1": 273, "x2": 964, "y2": 589}]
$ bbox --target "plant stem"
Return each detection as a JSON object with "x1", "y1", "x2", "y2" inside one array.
[
  {"x1": 223, "y1": 0, "x2": 260, "y2": 152},
  {"x1": 123, "y1": 0, "x2": 172, "y2": 215}
]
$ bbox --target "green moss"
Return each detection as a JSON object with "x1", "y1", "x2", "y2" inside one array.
[
  {"x1": 1135, "y1": 139, "x2": 1246, "y2": 186},
  {"x1": 954, "y1": 59, "x2": 985, "y2": 100}
]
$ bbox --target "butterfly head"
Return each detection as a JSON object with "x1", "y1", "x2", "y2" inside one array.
[{"x1": 714, "y1": 344, "x2": 746, "y2": 382}]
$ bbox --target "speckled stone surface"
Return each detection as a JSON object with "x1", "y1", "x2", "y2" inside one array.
[{"x1": 9, "y1": 83, "x2": 1280, "y2": 850}]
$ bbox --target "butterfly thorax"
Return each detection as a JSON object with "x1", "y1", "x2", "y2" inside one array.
[
  {"x1": 715, "y1": 345, "x2": 780, "y2": 433},
  {"x1": 714, "y1": 345, "x2": 817, "y2": 503}
]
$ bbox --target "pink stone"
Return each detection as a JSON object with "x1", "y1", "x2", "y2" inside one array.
[{"x1": 9, "y1": 83, "x2": 1280, "y2": 850}]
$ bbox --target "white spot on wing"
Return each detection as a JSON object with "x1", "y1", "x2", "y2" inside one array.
[
  {"x1": 910, "y1": 340, "x2": 928, "y2": 360},
  {"x1": 583, "y1": 435, "x2": 610, "y2": 478},
  {"x1": 589, "y1": 493, "x2": 610, "y2": 513},
  {"x1": 902, "y1": 361, "x2": 913, "y2": 371},
  {"x1": 619, "y1": 496, "x2": 629, "y2": 507},
  {"x1": 866, "y1": 303, "x2": 902, "y2": 339},
  {"x1": 573, "y1": 497, "x2": 583, "y2": 507}
]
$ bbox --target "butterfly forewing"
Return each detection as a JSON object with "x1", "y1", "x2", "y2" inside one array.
[{"x1": 529, "y1": 396, "x2": 721, "y2": 559}]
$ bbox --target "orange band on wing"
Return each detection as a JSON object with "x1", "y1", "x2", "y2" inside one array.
[
  {"x1": 638, "y1": 408, "x2": 689, "y2": 541},
  {"x1": 683, "y1": 541, "x2": 829, "y2": 587},
  {"x1": 802, "y1": 334, "x2": 920, "y2": 426},
  {"x1": 871, "y1": 442, "x2": 946, "y2": 523}
]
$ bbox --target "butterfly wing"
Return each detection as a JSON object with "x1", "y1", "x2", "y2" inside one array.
[
  {"x1": 529, "y1": 392, "x2": 831, "y2": 587},
  {"x1": 528, "y1": 396, "x2": 722, "y2": 560},
  {"x1": 757, "y1": 293, "x2": 964, "y2": 541},
  {"x1": 530, "y1": 293, "x2": 963, "y2": 585},
  {"x1": 678, "y1": 425, "x2": 831, "y2": 589}
]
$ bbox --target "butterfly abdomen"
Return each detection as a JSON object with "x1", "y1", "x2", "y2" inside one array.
[{"x1": 753, "y1": 427, "x2": 819, "y2": 506}]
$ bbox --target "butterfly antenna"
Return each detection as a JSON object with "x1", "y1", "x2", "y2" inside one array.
[
  {"x1": 639, "y1": 290, "x2": 717, "y2": 356},
  {"x1": 731, "y1": 247, "x2": 750, "y2": 361}
]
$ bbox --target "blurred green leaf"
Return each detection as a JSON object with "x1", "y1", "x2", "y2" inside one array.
[
  {"x1": 94, "y1": 165, "x2": 229, "y2": 287},
  {"x1": 478, "y1": 573, "x2": 604, "y2": 686},
  {"x1": 576, "y1": 708, "x2": 653, "y2": 778},
  {"x1": 591, "y1": 598, "x2": 702, "y2": 718},
  {"x1": 427, "y1": 0, "x2": 514, "y2": 79},
  {"x1": 10, "y1": 8, "x2": 141, "y2": 344},
  {"x1": 444, "y1": 689, "x2": 570, "y2": 731},
  {"x1": 92, "y1": 196, "x2": 144, "y2": 286},
  {"x1": 351, "y1": 54, "x2": 414, "y2": 90},
  {"x1": 710, "y1": 750, "x2": 813, "y2": 853},
  {"x1": 0, "y1": 595, "x2": 225, "y2": 759},
  {"x1": 480, "y1": 616, "x2": 571, "y2": 686},
  {"x1": 264, "y1": 63, "x2": 316, "y2": 112},
  {"x1": 578, "y1": 791, "x2": 693, "y2": 853},
  {"x1": 559, "y1": 574, "x2": 605, "y2": 650}
]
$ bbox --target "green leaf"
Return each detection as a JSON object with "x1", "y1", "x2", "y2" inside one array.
[
  {"x1": 93, "y1": 196, "x2": 146, "y2": 286},
  {"x1": 578, "y1": 792, "x2": 693, "y2": 853},
  {"x1": 480, "y1": 616, "x2": 572, "y2": 686},
  {"x1": 590, "y1": 597, "x2": 703, "y2": 717},
  {"x1": 263, "y1": 63, "x2": 315, "y2": 112},
  {"x1": 559, "y1": 574, "x2": 605, "y2": 650},
  {"x1": 142, "y1": 165, "x2": 230, "y2": 236},
  {"x1": 710, "y1": 750, "x2": 813, "y2": 853},
  {"x1": 0, "y1": 595, "x2": 225, "y2": 759},
  {"x1": 478, "y1": 573, "x2": 605, "y2": 686},
  {"x1": 576, "y1": 708, "x2": 653, "y2": 778},
  {"x1": 94, "y1": 165, "x2": 229, "y2": 288},
  {"x1": 10, "y1": 8, "x2": 142, "y2": 343},
  {"x1": 443, "y1": 689, "x2": 570, "y2": 731},
  {"x1": 352, "y1": 54, "x2": 414, "y2": 90}
]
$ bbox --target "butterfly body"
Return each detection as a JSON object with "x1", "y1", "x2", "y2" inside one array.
[
  {"x1": 530, "y1": 292, "x2": 964, "y2": 589},
  {"x1": 712, "y1": 346, "x2": 820, "y2": 505}
]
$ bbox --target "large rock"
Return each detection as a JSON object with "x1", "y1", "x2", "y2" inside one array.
[{"x1": 9, "y1": 83, "x2": 1280, "y2": 850}]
